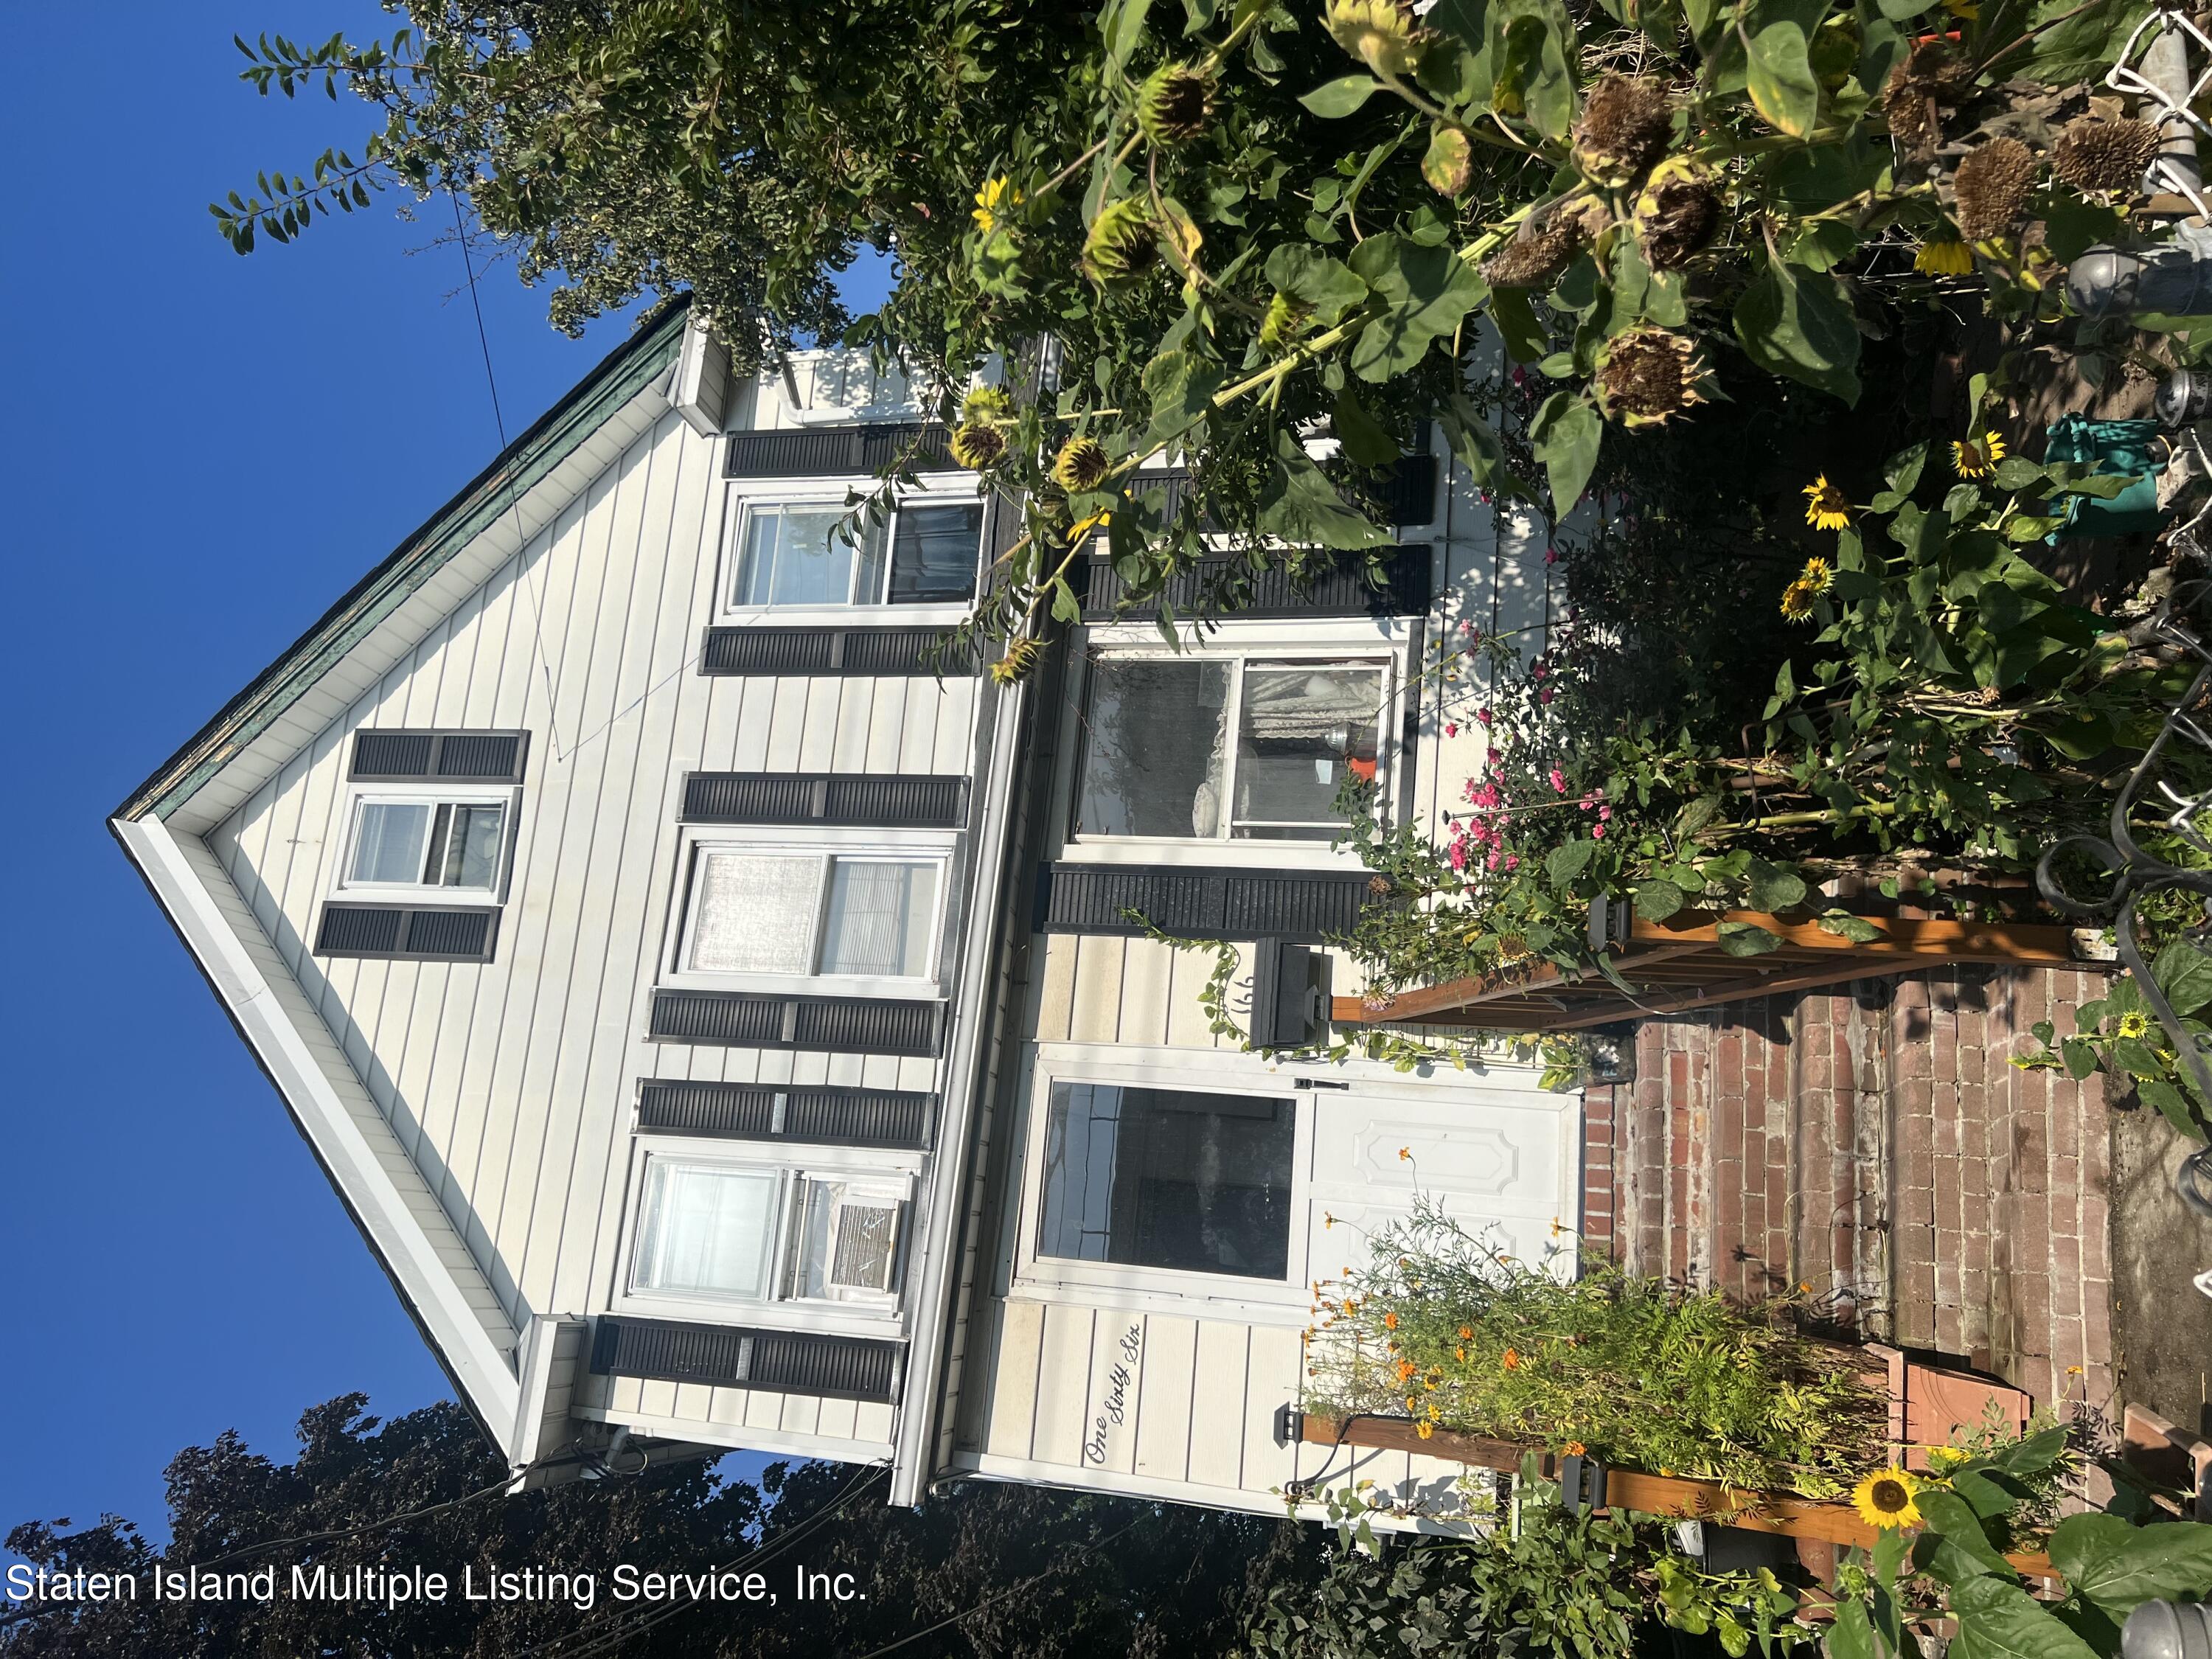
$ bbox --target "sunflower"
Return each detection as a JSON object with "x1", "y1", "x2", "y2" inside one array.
[
  {"x1": 1799, "y1": 555, "x2": 1835, "y2": 594},
  {"x1": 1416, "y1": 1419, "x2": 1435, "y2": 1439},
  {"x1": 1066, "y1": 509, "x2": 1113, "y2": 545},
  {"x1": 1780, "y1": 579, "x2": 1820, "y2": 623},
  {"x1": 2116, "y1": 1010, "x2": 2150, "y2": 1039},
  {"x1": 971, "y1": 176, "x2": 1020, "y2": 234},
  {"x1": 950, "y1": 422, "x2": 1006, "y2": 471},
  {"x1": 1851, "y1": 1467, "x2": 1924, "y2": 1530},
  {"x1": 1952, "y1": 433, "x2": 2006, "y2": 478},
  {"x1": 1914, "y1": 238, "x2": 1974, "y2": 276},
  {"x1": 1803, "y1": 475, "x2": 1851, "y2": 531},
  {"x1": 987, "y1": 637, "x2": 1043, "y2": 687},
  {"x1": 1925, "y1": 1445, "x2": 1969, "y2": 1473}
]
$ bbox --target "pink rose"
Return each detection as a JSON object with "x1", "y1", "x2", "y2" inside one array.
[{"x1": 1550, "y1": 768, "x2": 1567, "y2": 793}]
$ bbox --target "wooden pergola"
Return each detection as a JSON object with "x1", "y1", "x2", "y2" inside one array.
[{"x1": 1334, "y1": 905, "x2": 2103, "y2": 1034}]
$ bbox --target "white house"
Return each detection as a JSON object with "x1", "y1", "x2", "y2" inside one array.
[{"x1": 114, "y1": 301, "x2": 1578, "y2": 1521}]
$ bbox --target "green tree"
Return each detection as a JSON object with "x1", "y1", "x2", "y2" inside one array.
[{"x1": 1, "y1": 1394, "x2": 1315, "y2": 1658}]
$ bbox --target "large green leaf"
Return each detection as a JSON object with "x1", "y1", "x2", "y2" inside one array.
[
  {"x1": 2152, "y1": 942, "x2": 2212, "y2": 1018},
  {"x1": 2050, "y1": 1513, "x2": 2212, "y2": 1617},
  {"x1": 1826, "y1": 1598, "x2": 1877, "y2": 1659},
  {"x1": 1733, "y1": 255, "x2": 1862, "y2": 405},
  {"x1": 1529, "y1": 390, "x2": 1601, "y2": 513},
  {"x1": 1439, "y1": 393, "x2": 1528, "y2": 498},
  {"x1": 1331, "y1": 387, "x2": 1399, "y2": 466},
  {"x1": 1745, "y1": 20, "x2": 1819, "y2": 136},
  {"x1": 1140, "y1": 349, "x2": 1226, "y2": 451},
  {"x1": 1743, "y1": 857, "x2": 1807, "y2": 912},
  {"x1": 1913, "y1": 1489, "x2": 2014, "y2": 1583},
  {"x1": 1946, "y1": 1575, "x2": 2101, "y2": 1659},
  {"x1": 1262, "y1": 244, "x2": 1368, "y2": 324},
  {"x1": 1547, "y1": 837, "x2": 1598, "y2": 884},
  {"x1": 1346, "y1": 236, "x2": 1486, "y2": 380},
  {"x1": 1256, "y1": 428, "x2": 1394, "y2": 549},
  {"x1": 1716, "y1": 920, "x2": 1784, "y2": 956}
]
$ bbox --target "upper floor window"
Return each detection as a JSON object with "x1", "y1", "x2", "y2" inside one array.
[
  {"x1": 628, "y1": 1153, "x2": 909, "y2": 1309},
  {"x1": 728, "y1": 498, "x2": 981, "y2": 611},
  {"x1": 669, "y1": 836, "x2": 947, "y2": 993},
  {"x1": 339, "y1": 793, "x2": 512, "y2": 896},
  {"x1": 1074, "y1": 650, "x2": 1388, "y2": 843}
]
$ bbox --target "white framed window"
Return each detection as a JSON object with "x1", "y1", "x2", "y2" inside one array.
[
  {"x1": 1013, "y1": 1050, "x2": 1312, "y2": 1317},
  {"x1": 334, "y1": 787, "x2": 517, "y2": 900},
  {"x1": 719, "y1": 492, "x2": 983, "y2": 615},
  {"x1": 665, "y1": 831, "x2": 951, "y2": 997},
  {"x1": 621, "y1": 1144, "x2": 915, "y2": 1326},
  {"x1": 1071, "y1": 647, "x2": 1394, "y2": 847}
]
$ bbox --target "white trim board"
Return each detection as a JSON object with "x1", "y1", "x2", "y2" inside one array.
[{"x1": 112, "y1": 814, "x2": 524, "y2": 1445}]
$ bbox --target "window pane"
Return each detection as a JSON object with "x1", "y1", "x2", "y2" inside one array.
[
  {"x1": 687, "y1": 853, "x2": 824, "y2": 974},
  {"x1": 735, "y1": 507, "x2": 855, "y2": 607},
  {"x1": 888, "y1": 503, "x2": 982, "y2": 602},
  {"x1": 787, "y1": 1178, "x2": 901, "y2": 1299},
  {"x1": 349, "y1": 802, "x2": 432, "y2": 884},
  {"x1": 1075, "y1": 658, "x2": 1232, "y2": 838},
  {"x1": 635, "y1": 1161, "x2": 777, "y2": 1298},
  {"x1": 1231, "y1": 664, "x2": 1384, "y2": 837},
  {"x1": 820, "y1": 860, "x2": 938, "y2": 978},
  {"x1": 440, "y1": 804, "x2": 506, "y2": 888},
  {"x1": 1037, "y1": 1084, "x2": 1294, "y2": 1279}
]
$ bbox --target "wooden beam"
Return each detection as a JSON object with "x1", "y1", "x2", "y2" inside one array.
[{"x1": 1296, "y1": 1416, "x2": 2052, "y2": 1573}]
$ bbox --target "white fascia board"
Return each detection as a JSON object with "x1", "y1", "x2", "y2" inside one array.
[
  {"x1": 886, "y1": 672, "x2": 1029, "y2": 1507},
  {"x1": 113, "y1": 813, "x2": 522, "y2": 1444}
]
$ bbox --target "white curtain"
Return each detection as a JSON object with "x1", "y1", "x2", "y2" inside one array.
[
  {"x1": 821, "y1": 860, "x2": 937, "y2": 977},
  {"x1": 636, "y1": 1163, "x2": 777, "y2": 1298},
  {"x1": 688, "y1": 853, "x2": 824, "y2": 973}
]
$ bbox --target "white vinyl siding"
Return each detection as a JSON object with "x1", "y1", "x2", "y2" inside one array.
[{"x1": 207, "y1": 397, "x2": 978, "y2": 1351}]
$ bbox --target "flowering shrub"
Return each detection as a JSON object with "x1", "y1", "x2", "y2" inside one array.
[{"x1": 1304, "y1": 1203, "x2": 1885, "y2": 1498}]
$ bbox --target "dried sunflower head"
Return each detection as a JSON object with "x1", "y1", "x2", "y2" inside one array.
[
  {"x1": 1632, "y1": 157, "x2": 1723, "y2": 271},
  {"x1": 1595, "y1": 327, "x2": 1708, "y2": 426},
  {"x1": 990, "y1": 637, "x2": 1044, "y2": 686},
  {"x1": 1952, "y1": 136, "x2": 2037, "y2": 241},
  {"x1": 1324, "y1": 0, "x2": 1432, "y2": 80},
  {"x1": 950, "y1": 422, "x2": 1007, "y2": 470},
  {"x1": 1137, "y1": 62, "x2": 1216, "y2": 145},
  {"x1": 1882, "y1": 41, "x2": 1968, "y2": 161},
  {"x1": 1573, "y1": 74, "x2": 1674, "y2": 186},
  {"x1": 1050, "y1": 435, "x2": 1110, "y2": 493},
  {"x1": 2051, "y1": 116, "x2": 2157, "y2": 195},
  {"x1": 1482, "y1": 202, "x2": 1594, "y2": 288},
  {"x1": 1082, "y1": 196, "x2": 1158, "y2": 284}
]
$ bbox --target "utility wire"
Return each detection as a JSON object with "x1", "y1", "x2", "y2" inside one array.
[{"x1": 450, "y1": 187, "x2": 567, "y2": 762}]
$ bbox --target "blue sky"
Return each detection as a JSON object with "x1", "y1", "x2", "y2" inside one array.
[{"x1": 0, "y1": 5, "x2": 885, "y2": 1544}]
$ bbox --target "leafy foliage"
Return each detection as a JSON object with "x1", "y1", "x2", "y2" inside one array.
[
  {"x1": 1, "y1": 1394, "x2": 1316, "y2": 1658},
  {"x1": 2020, "y1": 940, "x2": 2212, "y2": 1141},
  {"x1": 1303, "y1": 1203, "x2": 1885, "y2": 1498}
]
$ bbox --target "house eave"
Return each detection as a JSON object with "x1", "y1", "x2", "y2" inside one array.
[{"x1": 112, "y1": 298, "x2": 692, "y2": 830}]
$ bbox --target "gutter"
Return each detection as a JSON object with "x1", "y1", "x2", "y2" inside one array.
[{"x1": 888, "y1": 665, "x2": 1029, "y2": 1507}]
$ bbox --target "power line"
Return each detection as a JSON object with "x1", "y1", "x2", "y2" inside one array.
[{"x1": 450, "y1": 187, "x2": 566, "y2": 763}]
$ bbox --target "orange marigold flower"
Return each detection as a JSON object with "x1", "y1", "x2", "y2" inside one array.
[
  {"x1": 1397, "y1": 1359, "x2": 1418, "y2": 1382},
  {"x1": 1383, "y1": 1311, "x2": 1400, "y2": 1330},
  {"x1": 1397, "y1": 1146, "x2": 1412, "y2": 1161},
  {"x1": 1565, "y1": 1440, "x2": 1587, "y2": 1456},
  {"x1": 1502, "y1": 1348, "x2": 1521, "y2": 1370},
  {"x1": 1455, "y1": 1346, "x2": 1467, "y2": 1362}
]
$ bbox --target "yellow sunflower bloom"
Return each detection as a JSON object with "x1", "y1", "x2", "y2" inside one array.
[
  {"x1": 2116, "y1": 1010, "x2": 2150, "y2": 1038},
  {"x1": 971, "y1": 176, "x2": 1020, "y2": 234},
  {"x1": 1780, "y1": 579, "x2": 1819, "y2": 623},
  {"x1": 1952, "y1": 433, "x2": 2006, "y2": 478},
  {"x1": 1799, "y1": 555, "x2": 1834, "y2": 593},
  {"x1": 1066, "y1": 509, "x2": 1113, "y2": 545},
  {"x1": 1416, "y1": 1419, "x2": 1434, "y2": 1439},
  {"x1": 1925, "y1": 1445, "x2": 1968, "y2": 1473},
  {"x1": 1803, "y1": 475, "x2": 1851, "y2": 531},
  {"x1": 1915, "y1": 239, "x2": 1974, "y2": 276},
  {"x1": 1851, "y1": 1467, "x2": 1924, "y2": 1530}
]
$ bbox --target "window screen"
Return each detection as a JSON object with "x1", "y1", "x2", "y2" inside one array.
[
  {"x1": 1037, "y1": 1084, "x2": 1295, "y2": 1279},
  {"x1": 887, "y1": 503, "x2": 982, "y2": 602},
  {"x1": 1075, "y1": 660, "x2": 1233, "y2": 837},
  {"x1": 686, "y1": 852, "x2": 939, "y2": 979}
]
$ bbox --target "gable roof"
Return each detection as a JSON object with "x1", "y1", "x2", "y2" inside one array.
[{"x1": 114, "y1": 297, "x2": 692, "y2": 831}]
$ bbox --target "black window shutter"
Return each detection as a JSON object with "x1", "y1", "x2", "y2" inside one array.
[
  {"x1": 636, "y1": 1081, "x2": 934, "y2": 1148},
  {"x1": 682, "y1": 773, "x2": 967, "y2": 829},
  {"x1": 1080, "y1": 543, "x2": 1431, "y2": 621},
  {"x1": 721, "y1": 423, "x2": 956, "y2": 479},
  {"x1": 316, "y1": 904, "x2": 498, "y2": 962},
  {"x1": 698, "y1": 627, "x2": 976, "y2": 678},
  {"x1": 648, "y1": 991, "x2": 942, "y2": 1056},
  {"x1": 349, "y1": 728, "x2": 529, "y2": 783},
  {"x1": 589, "y1": 1318, "x2": 902, "y2": 1402},
  {"x1": 1037, "y1": 864, "x2": 1371, "y2": 942}
]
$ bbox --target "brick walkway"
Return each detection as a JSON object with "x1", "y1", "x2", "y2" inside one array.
[{"x1": 1582, "y1": 966, "x2": 2117, "y2": 1419}]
